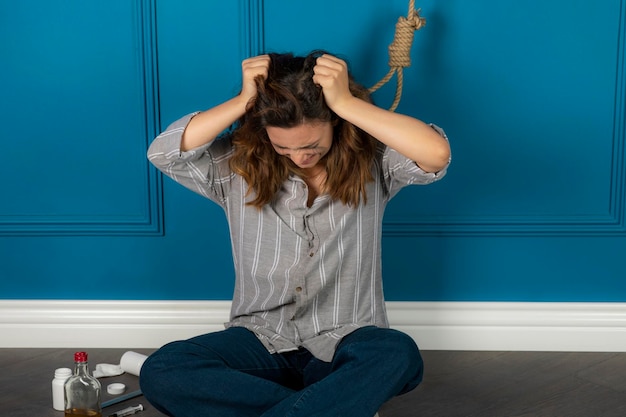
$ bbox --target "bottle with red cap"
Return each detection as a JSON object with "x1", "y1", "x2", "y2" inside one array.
[{"x1": 64, "y1": 351, "x2": 102, "y2": 417}]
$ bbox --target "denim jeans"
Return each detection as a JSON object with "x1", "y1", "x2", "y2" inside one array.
[{"x1": 140, "y1": 326, "x2": 423, "y2": 417}]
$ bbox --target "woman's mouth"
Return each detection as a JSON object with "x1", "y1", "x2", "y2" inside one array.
[{"x1": 298, "y1": 155, "x2": 317, "y2": 167}]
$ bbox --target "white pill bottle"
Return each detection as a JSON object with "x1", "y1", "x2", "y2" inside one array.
[{"x1": 52, "y1": 367, "x2": 72, "y2": 411}]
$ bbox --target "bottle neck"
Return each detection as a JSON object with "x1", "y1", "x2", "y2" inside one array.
[{"x1": 74, "y1": 362, "x2": 90, "y2": 376}]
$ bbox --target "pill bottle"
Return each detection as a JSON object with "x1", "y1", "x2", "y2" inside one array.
[
  {"x1": 52, "y1": 367, "x2": 72, "y2": 411},
  {"x1": 120, "y1": 351, "x2": 148, "y2": 376}
]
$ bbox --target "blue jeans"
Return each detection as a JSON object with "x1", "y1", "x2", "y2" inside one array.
[{"x1": 140, "y1": 326, "x2": 423, "y2": 417}]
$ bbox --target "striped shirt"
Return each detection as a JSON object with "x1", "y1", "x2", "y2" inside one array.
[{"x1": 147, "y1": 113, "x2": 449, "y2": 361}]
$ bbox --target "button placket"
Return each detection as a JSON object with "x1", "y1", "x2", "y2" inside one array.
[{"x1": 304, "y1": 211, "x2": 318, "y2": 257}]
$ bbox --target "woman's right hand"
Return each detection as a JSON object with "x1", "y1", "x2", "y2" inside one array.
[
  {"x1": 179, "y1": 55, "x2": 270, "y2": 151},
  {"x1": 240, "y1": 54, "x2": 270, "y2": 104}
]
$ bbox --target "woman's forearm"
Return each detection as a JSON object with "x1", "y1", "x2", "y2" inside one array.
[
  {"x1": 180, "y1": 95, "x2": 249, "y2": 151},
  {"x1": 333, "y1": 96, "x2": 451, "y2": 173}
]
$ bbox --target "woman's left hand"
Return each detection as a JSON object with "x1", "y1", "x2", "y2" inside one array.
[{"x1": 312, "y1": 54, "x2": 354, "y2": 111}]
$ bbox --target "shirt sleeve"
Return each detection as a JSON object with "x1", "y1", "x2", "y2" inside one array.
[
  {"x1": 381, "y1": 123, "x2": 451, "y2": 198},
  {"x1": 146, "y1": 112, "x2": 235, "y2": 206}
]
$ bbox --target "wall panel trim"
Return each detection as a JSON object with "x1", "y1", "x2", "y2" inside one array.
[
  {"x1": 384, "y1": 0, "x2": 626, "y2": 237},
  {"x1": 2, "y1": 300, "x2": 625, "y2": 351},
  {"x1": 241, "y1": 0, "x2": 265, "y2": 57},
  {"x1": 0, "y1": 0, "x2": 163, "y2": 236}
]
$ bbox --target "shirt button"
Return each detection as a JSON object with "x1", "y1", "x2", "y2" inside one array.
[
  {"x1": 295, "y1": 286, "x2": 302, "y2": 293},
  {"x1": 309, "y1": 252, "x2": 314, "y2": 257}
]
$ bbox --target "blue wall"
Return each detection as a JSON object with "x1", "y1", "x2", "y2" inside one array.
[{"x1": 1, "y1": 0, "x2": 625, "y2": 302}]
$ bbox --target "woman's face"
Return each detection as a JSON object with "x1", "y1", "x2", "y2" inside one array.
[{"x1": 266, "y1": 121, "x2": 333, "y2": 169}]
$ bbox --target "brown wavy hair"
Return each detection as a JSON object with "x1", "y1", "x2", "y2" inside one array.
[{"x1": 229, "y1": 51, "x2": 379, "y2": 208}]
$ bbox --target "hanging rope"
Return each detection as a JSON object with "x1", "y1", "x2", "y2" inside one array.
[{"x1": 368, "y1": 0, "x2": 426, "y2": 111}]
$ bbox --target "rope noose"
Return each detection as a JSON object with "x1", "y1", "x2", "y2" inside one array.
[{"x1": 368, "y1": 0, "x2": 426, "y2": 112}]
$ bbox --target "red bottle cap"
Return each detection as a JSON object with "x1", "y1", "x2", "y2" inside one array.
[{"x1": 74, "y1": 351, "x2": 88, "y2": 362}]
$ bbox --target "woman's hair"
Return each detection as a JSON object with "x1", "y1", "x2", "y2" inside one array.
[{"x1": 229, "y1": 50, "x2": 379, "y2": 208}]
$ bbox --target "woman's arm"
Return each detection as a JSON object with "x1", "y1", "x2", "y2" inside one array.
[
  {"x1": 180, "y1": 55, "x2": 271, "y2": 151},
  {"x1": 313, "y1": 54, "x2": 450, "y2": 173}
]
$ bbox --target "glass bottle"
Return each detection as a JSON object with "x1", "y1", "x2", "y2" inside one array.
[{"x1": 64, "y1": 351, "x2": 102, "y2": 417}]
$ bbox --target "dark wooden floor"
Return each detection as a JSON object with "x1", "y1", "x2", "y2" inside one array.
[{"x1": 2, "y1": 348, "x2": 625, "y2": 416}]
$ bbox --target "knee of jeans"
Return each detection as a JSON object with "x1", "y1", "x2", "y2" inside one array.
[
  {"x1": 346, "y1": 328, "x2": 422, "y2": 371},
  {"x1": 138, "y1": 352, "x2": 164, "y2": 398},
  {"x1": 139, "y1": 343, "x2": 183, "y2": 398},
  {"x1": 383, "y1": 330, "x2": 424, "y2": 381}
]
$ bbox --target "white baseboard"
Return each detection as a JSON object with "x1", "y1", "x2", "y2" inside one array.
[{"x1": 1, "y1": 300, "x2": 625, "y2": 351}]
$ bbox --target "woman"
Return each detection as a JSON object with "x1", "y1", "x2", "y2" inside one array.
[{"x1": 140, "y1": 51, "x2": 450, "y2": 417}]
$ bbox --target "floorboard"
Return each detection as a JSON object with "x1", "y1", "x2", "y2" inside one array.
[{"x1": 2, "y1": 349, "x2": 625, "y2": 416}]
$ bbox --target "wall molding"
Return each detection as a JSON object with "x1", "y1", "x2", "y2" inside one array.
[
  {"x1": 1, "y1": 300, "x2": 625, "y2": 352},
  {"x1": 383, "y1": 0, "x2": 626, "y2": 238},
  {"x1": 241, "y1": 0, "x2": 265, "y2": 57},
  {"x1": 0, "y1": 0, "x2": 163, "y2": 236}
]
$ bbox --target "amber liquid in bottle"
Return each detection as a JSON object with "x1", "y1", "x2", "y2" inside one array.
[
  {"x1": 64, "y1": 352, "x2": 102, "y2": 417},
  {"x1": 64, "y1": 409, "x2": 102, "y2": 417}
]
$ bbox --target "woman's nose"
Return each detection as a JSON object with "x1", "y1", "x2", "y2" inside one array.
[{"x1": 290, "y1": 149, "x2": 312, "y2": 160}]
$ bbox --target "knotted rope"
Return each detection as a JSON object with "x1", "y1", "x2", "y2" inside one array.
[{"x1": 368, "y1": 0, "x2": 426, "y2": 111}]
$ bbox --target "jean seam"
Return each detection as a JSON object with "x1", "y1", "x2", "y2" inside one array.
[{"x1": 284, "y1": 387, "x2": 313, "y2": 417}]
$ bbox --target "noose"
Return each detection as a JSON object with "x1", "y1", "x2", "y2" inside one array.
[{"x1": 368, "y1": 0, "x2": 426, "y2": 112}]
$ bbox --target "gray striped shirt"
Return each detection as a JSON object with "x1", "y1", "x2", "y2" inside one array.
[{"x1": 148, "y1": 113, "x2": 449, "y2": 361}]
